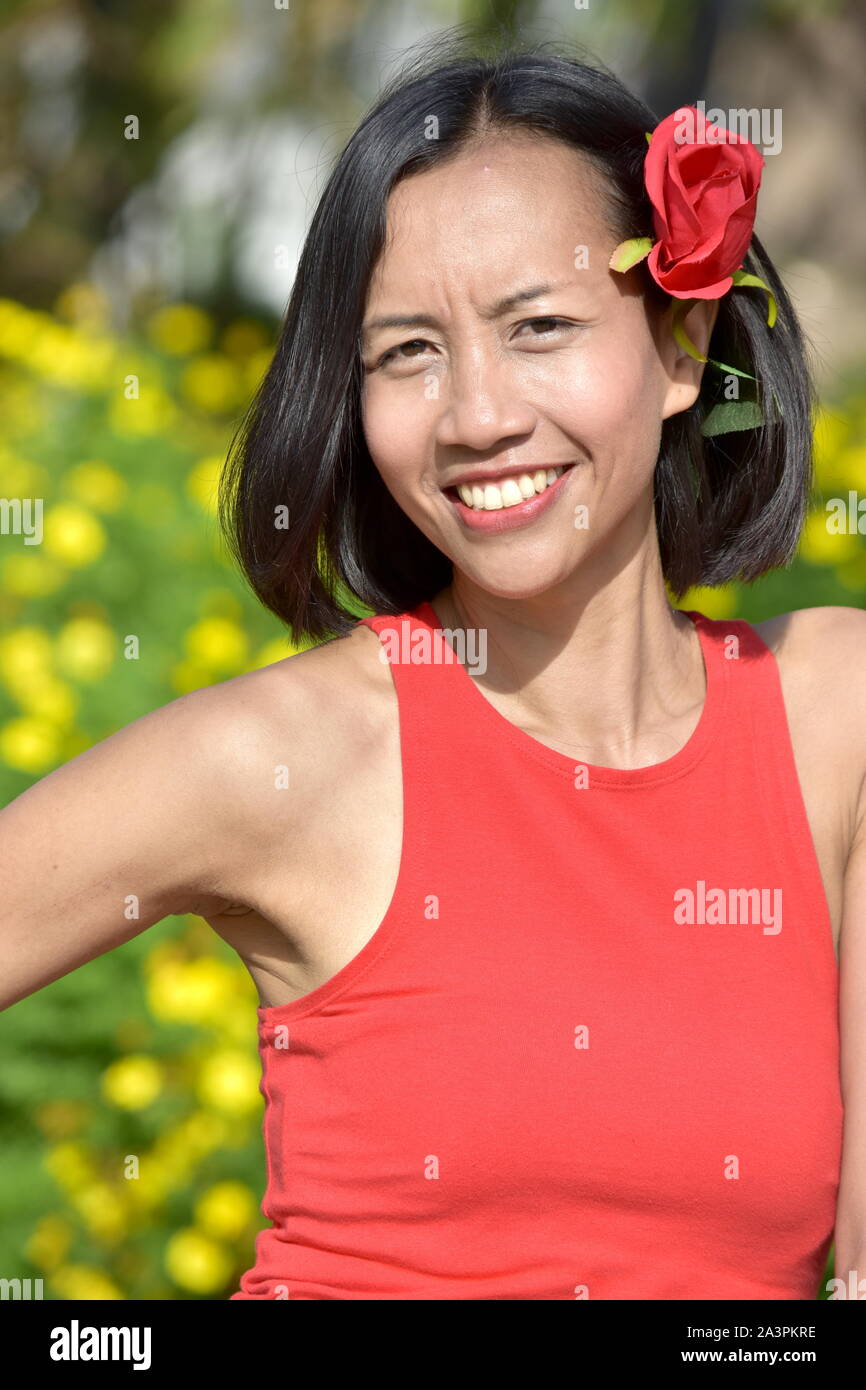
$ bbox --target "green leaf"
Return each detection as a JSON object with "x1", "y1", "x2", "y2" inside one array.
[
  {"x1": 671, "y1": 299, "x2": 707, "y2": 363},
  {"x1": 731, "y1": 269, "x2": 778, "y2": 328},
  {"x1": 700, "y1": 399, "x2": 765, "y2": 436},
  {"x1": 706, "y1": 356, "x2": 758, "y2": 381},
  {"x1": 608, "y1": 236, "x2": 653, "y2": 273}
]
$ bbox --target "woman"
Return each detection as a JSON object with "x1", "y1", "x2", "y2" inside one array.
[{"x1": 3, "y1": 41, "x2": 864, "y2": 1301}]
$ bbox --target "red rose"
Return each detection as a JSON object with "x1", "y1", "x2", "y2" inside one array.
[{"x1": 643, "y1": 105, "x2": 765, "y2": 300}]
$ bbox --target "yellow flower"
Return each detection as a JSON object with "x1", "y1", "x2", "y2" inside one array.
[
  {"x1": 212, "y1": 993, "x2": 261, "y2": 1043},
  {"x1": 2, "y1": 552, "x2": 65, "y2": 597},
  {"x1": 196, "y1": 1048, "x2": 262, "y2": 1116},
  {"x1": 0, "y1": 715, "x2": 61, "y2": 772},
  {"x1": 184, "y1": 616, "x2": 248, "y2": 673},
  {"x1": 65, "y1": 461, "x2": 128, "y2": 513},
  {"x1": 195, "y1": 1181, "x2": 259, "y2": 1240},
  {"x1": 836, "y1": 443, "x2": 866, "y2": 492},
  {"x1": 16, "y1": 676, "x2": 78, "y2": 726},
  {"x1": 56, "y1": 616, "x2": 115, "y2": 682},
  {"x1": 72, "y1": 1182, "x2": 128, "y2": 1243},
  {"x1": 0, "y1": 298, "x2": 38, "y2": 355},
  {"x1": 812, "y1": 407, "x2": 849, "y2": 490},
  {"x1": 245, "y1": 348, "x2": 274, "y2": 393},
  {"x1": 25, "y1": 1215, "x2": 74, "y2": 1272},
  {"x1": 143, "y1": 1110, "x2": 230, "y2": 1185},
  {"x1": 28, "y1": 325, "x2": 116, "y2": 391},
  {"x1": 146, "y1": 957, "x2": 237, "y2": 1026},
  {"x1": 108, "y1": 384, "x2": 177, "y2": 435},
  {"x1": 0, "y1": 625, "x2": 53, "y2": 681},
  {"x1": 50, "y1": 1265, "x2": 124, "y2": 1300},
  {"x1": 2, "y1": 379, "x2": 43, "y2": 434},
  {"x1": 180, "y1": 354, "x2": 242, "y2": 413},
  {"x1": 250, "y1": 635, "x2": 301, "y2": 668},
  {"x1": 0, "y1": 445, "x2": 49, "y2": 494},
  {"x1": 165, "y1": 1228, "x2": 233, "y2": 1294},
  {"x1": 186, "y1": 456, "x2": 224, "y2": 514},
  {"x1": 125, "y1": 1156, "x2": 174, "y2": 1213},
  {"x1": 101, "y1": 1055, "x2": 164, "y2": 1110},
  {"x1": 677, "y1": 585, "x2": 738, "y2": 619},
  {"x1": 42, "y1": 503, "x2": 107, "y2": 567},
  {"x1": 221, "y1": 320, "x2": 271, "y2": 357},
  {"x1": 799, "y1": 507, "x2": 861, "y2": 565},
  {"x1": 147, "y1": 303, "x2": 213, "y2": 356},
  {"x1": 43, "y1": 1141, "x2": 96, "y2": 1195}
]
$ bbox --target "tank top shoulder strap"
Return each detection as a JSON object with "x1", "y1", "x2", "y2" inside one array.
[
  {"x1": 683, "y1": 607, "x2": 801, "y2": 769},
  {"x1": 354, "y1": 606, "x2": 479, "y2": 792},
  {"x1": 685, "y1": 608, "x2": 791, "y2": 720},
  {"x1": 355, "y1": 604, "x2": 487, "y2": 718}
]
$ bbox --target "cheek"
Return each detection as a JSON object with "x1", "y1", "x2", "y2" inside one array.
[
  {"x1": 362, "y1": 384, "x2": 419, "y2": 479},
  {"x1": 539, "y1": 342, "x2": 659, "y2": 446}
]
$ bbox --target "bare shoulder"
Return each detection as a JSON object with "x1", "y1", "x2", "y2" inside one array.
[
  {"x1": 178, "y1": 617, "x2": 387, "y2": 749},
  {"x1": 217, "y1": 618, "x2": 391, "y2": 752},
  {"x1": 751, "y1": 603, "x2": 866, "y2": 702},
  {"x1": 751, "y1": 604, "x2": 866, "y2": 833},
  {"x1": 185, "y1": 616, "x2": 390, "y2": 779},
  {"x1": 171, "y1": 618, "x2": 394, "y2": 907}
]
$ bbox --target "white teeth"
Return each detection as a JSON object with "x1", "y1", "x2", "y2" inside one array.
[
  {"x1": 499, "y1": 478, "x2": 524, "y2": 506},
  {"x1": 455, "y1": 467, "x2": 566, "y2": 511},
  {"x1": 483, "y1": 482, "x2": 503, "y2": 510}
]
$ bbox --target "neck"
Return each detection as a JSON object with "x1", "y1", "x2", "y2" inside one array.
[{"x1": 428, "y1": 555, "x2": 707, "y2": 771}]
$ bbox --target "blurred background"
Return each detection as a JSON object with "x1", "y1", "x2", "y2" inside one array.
[{"x1": 0, "y1": 0, "x2": 863, "y2": 1300}]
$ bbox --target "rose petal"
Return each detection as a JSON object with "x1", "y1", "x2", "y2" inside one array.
[{"x1": 641, "y1": 104, "x2": 764, "y2": 298}]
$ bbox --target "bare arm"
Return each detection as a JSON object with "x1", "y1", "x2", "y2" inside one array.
[{"x1": 0, "y1": 678, "x2": 286, "y2": 1011}]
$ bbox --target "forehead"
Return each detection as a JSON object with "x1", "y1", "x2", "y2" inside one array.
[{"x1": 371, "y1": 135, "x2": 613, "y2": 286}]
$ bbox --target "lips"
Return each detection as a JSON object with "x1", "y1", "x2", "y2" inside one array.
[
  {"x1": 449, "y1": 465, "x2": 568, "y2": 512},
  {"x1": 443, "y1": 462, "x2": 578, "y2": 534},
  {"x1": 443, "y1": 460, "x2": 576, "y2": 491}
]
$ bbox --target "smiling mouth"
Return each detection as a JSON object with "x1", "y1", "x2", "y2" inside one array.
[{"x1": 444, "y1": 464, "x2": 575, "y2": 512}]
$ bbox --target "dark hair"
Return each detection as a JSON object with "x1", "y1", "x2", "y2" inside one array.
[{"x1": 219, "y1": 31, "x2": 818, "y2": 645}]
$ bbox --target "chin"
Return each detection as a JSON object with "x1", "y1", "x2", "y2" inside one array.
[{"x1": 450, "y1": 557, "x2": 580, "y2": 604}]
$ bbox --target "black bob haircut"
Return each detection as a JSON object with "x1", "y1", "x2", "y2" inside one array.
[{"x1": 219, "y1": 31, "x2": 818, "y2": 646}]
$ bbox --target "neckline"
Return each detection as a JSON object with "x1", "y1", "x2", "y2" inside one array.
[{"x1": 414, "y1": 600, "x2": 727, "y2": 788}]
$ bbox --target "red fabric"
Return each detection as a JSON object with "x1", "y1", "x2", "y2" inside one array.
[{"x1": 231, "y1": 603, "x2": 841, "y2": 1300}]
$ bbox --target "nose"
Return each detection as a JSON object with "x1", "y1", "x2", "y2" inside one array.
[{"x1": 434, "y1": 343, "x2": 537, "y2": 452}]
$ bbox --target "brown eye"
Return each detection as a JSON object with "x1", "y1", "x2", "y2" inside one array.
[
  {"x1": 520, "y1": 317, "x2": 571, "y2": 337},
  {"x1": 380, "y1": 339, "x2": 430, "y2": 366}
]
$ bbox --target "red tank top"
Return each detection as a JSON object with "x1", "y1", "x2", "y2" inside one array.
[{"x1": 231, "y1": 601, "x2": 842, "y2": 1300}]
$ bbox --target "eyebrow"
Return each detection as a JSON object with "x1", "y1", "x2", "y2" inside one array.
[{"x1": 361, "y1": 280, "x2": 576, "y2": 342}]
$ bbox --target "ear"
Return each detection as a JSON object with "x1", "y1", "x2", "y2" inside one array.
[{"x1": 658, "y1": 297, "x2": 720, "y2": 421}]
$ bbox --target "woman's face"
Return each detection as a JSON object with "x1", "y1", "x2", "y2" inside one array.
[{"x1": 360, "y1": 133, "x2": 712, "y2": 601}]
